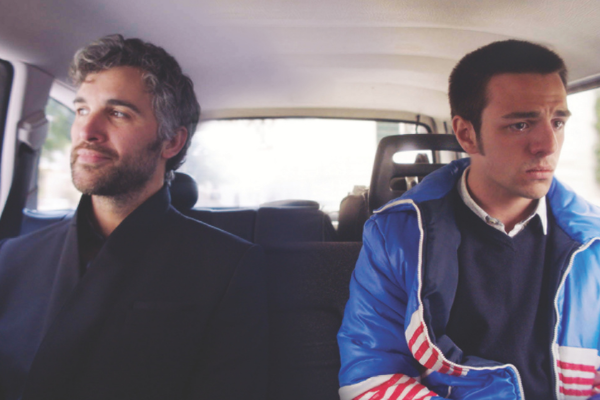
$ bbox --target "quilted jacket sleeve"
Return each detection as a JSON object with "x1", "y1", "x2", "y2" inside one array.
[{"x1": 337, "y1": 215, "x2": 444, "y2": 400}]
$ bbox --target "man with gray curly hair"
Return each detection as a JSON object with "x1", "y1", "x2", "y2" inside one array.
[{"x1": 0, "y1": 35, "x2": 268, "y2": 400}]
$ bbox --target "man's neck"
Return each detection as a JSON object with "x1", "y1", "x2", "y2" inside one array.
[
  {"x1": 89, "y1": 181, "x2": 163, "y2": 238},
  {"x1": 466, "y1": 169, "x2": 537, "y2": 234}
]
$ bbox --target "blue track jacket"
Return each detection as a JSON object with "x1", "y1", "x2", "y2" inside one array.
[{"x1": 338, "y1": 158, "x2": 600, "y2": 400}]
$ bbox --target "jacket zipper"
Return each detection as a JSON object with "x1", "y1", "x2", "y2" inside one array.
[{"x1": 410, "y1": 200, "x2": 528, "y2": 399}]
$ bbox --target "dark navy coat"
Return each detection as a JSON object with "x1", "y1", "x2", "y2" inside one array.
[{"x1": 0, "y1": 186, "x2": 268, "y2": 400}]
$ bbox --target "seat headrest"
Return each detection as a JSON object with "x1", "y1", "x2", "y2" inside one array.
[
  {"x1": 369, "y1": 134, "x2": 463, "y2": 213},
  {"x1": 260, "y1": 199, "x2": 320, "y2": 209},
  {"x1": 170, "y1": 172, "x2": 199, "y2": 210}
]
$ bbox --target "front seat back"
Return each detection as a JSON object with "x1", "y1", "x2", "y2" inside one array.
[{"x1": 369, "y1": 133, "x2": 463, "y2": 213}]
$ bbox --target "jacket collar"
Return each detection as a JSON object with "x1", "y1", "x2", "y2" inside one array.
[
  {"x1": 73, "y1": 185, "x2": 172, "y2": 247},
  {"x1": 384, "y1": 157, "x2": 600, "y2": 245}
]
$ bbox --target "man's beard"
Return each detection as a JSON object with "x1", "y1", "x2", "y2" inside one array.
[{"x1": 70, "y1": 139, "x2": 163, "y2": 197}]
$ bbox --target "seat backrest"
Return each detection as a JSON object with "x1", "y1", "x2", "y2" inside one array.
[
  {"x1": 20, "y1": 208, "x2": 73, "y2": 235},
  {"x1": 169, "y1": 172, "x2": 198, "y2": 211},
  {"x1": 254, "y1": 207, "x2": 337, "y2": 245},
  {"x1": 20, "y1": 172, "x2": 200, "y2": 236},
  {"x1": 369, "y1": 134, "x2": 463, "y2": 213},
  {"x1": 183, "y1": 208, "x2": 257, "y2": 243},
  {"x1": 265, "y1": 242, "x2": 362, "y2": 400}
]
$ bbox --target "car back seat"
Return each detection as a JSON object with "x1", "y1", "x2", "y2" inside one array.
[
  {"x1": 182, "y1": 208, "x2": 257, "y2": 243},
  {"x1": 255, "y1": 206, "x2": 337, "y2": 245},
  {"x1": 264, "y1": 242, "x2": 362, "y2": 400},
  {"x1": 20, "y1": 173, "x2": 338, "y2": 245}
]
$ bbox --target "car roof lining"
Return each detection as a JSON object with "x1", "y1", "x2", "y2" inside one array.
[{"x1": 2, "y1": 0, "x2": 600, "y2": 120}]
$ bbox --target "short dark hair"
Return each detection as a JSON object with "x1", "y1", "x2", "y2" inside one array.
[
  {"x1": 70, "y1": 34, "x2": 201, "y2": 181},
  {"x1": 449, "y1": 40, "x2": 567, "y2": 135}
]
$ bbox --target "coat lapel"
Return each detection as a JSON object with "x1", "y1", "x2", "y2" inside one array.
[
  {"x1": 22, "y1": 187, "x2": 171, "y2": 400},
  {"x1": 39, "y1": 217, "x2": 80, "y2": 338}
]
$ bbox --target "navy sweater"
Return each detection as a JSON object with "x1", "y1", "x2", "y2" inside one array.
[{"x1": 446, "y1": 194, "x2": 558, "y2": 399}]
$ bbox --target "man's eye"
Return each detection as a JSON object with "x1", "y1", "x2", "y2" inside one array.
[
  {"x1": 111, "y1": 110, "x2": 127, "y2": 118},
  {"x1": 76, "y1": 108, "x2": 89, "y2": 116},
  {"x1": 511, "y1": 122, "x2": 528, "y2": 131},
  {"x1": 553, "y1": 120, "x2": 565, "y2": 129}
]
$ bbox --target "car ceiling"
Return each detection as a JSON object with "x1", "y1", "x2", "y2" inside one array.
[{"x1": 1, "y1": 0, "x2": 599, "y2": 121}]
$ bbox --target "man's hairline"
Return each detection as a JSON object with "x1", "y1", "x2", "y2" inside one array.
[{"x1": 456, "y1": 70, "x2": 568, "y2": 134}]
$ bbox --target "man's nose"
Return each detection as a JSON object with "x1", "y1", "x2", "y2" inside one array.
[
  {"x1": 76, "y1": 112, "x2": 106, "y2": 143},
  {"x1": 529, "y1": 120, "x2": 559, "y2": 156}
]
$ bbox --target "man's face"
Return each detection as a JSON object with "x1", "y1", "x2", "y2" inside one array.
[
  {"x1": 469, "y1": 72, "x2": 569, "y2": 202},
  {"x1": 70, "y1": 66, "x2": 164, "y2": 197}
]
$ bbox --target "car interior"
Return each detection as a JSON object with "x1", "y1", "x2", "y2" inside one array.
[{"x1": 2, "y1": 1, "x2": 600, "y2": 399}]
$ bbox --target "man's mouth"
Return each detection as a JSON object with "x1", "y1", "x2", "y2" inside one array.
[
  {"x1": 72, "y1": 146, "x2": 117, "y2": 165},
  {"x1": 525, "y1": 166, "x2": 554, "y2": 179}
]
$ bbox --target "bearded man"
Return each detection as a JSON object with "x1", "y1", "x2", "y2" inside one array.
[{"x1": 0, "y1": 35, "x2": 268, "y2": 400}]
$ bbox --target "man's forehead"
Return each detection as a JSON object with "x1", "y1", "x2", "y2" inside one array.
[
  {"x1": 74, "y1": 67, "x2": 152, "y2": 108},
  {"x1": 77, "y1": 66, "x2": 146, "y2": 92},
  {"x1": 485, "y1": 72, "x2": 568, "y2": 109}
]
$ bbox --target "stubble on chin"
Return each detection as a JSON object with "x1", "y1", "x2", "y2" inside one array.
[{"x1": 70, "y1": 139, "x2": 163, "y2": 197}]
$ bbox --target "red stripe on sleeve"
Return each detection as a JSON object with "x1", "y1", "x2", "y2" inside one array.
[
  {"x1": 408, "y1": 324, "x2": 424, "y2": 350},
  {"x1": 557, "y1": 361, "x2": 596, "y2": 373},
  {"x1": 559, "y1": 386, "x2": 593, "y2": 397},
  {"x1": 422, "y1": 352, "x2": 437, "y2": 369},
  {"x1": 403, "y1": 383, "x2": 428, "y2": 400},
  {"x1": 438, "y1": 362, "x2": 450, "y2": 374},
  {"x1": 414, "y1": 340, "x2": 429, "y2": 360},
  {"x1": 353, "y1": 374, "x2": 403, "y2": 400},
  {"x1": 559, "y1": 373, "x2": 594, "y2": 385},
  {"x1": 386, "y1": 379, "x2": 415, "y2": 400}
]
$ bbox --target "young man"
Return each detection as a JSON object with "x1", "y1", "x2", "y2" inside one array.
[
  {"x1": 338, "y1": 40, "x2": 600, "y2": 399},
  {"x1": 0, "y1": 35, "x2": 268, "y2": 400}
]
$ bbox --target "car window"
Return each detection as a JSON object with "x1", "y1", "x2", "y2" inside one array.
[
  {"x1": 38, "y1": 98, "x2": 79, "y2": 210},
  {"x1": 554, "y1": 87, "x2": 600, "y2": 205},
  {"x1": 36, "y1": 88, "x2": 600, "y2": 212},
  {"x1": 178, "y1": 118, "x2": 430, "y2": 212}
]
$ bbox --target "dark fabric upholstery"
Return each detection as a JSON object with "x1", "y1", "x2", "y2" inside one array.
[
  {"x1": 182, "y1": 209, "x2": 256, "y2": 243},
  {"x1": 20, "y1": 209, "x2": 73, "y2": 236},
  {"x1": 260, "y1": 199, "x2": 320, "y2": 209},
  {"x1": 265, "y1": 242, "x2": 362, "y2": 400},
  {"x1": 169, "y1": 172, "x2": 198, "y2": 210},
  {"x1": 20, "y1": 172, "x2": 198, "y2": 237},
  {"x1": 255, "y1": 208, "x2": 337, "y2": 245}
]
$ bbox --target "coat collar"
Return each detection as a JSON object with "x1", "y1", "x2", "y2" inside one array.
[{"x1": 22, "y1": 185, "x2": 173, "y2": 399}]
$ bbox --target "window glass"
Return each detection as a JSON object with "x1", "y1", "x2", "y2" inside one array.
[
  {"x1": 38, "y1": 90, "x2": 600, "y2": 214},
  {"x1": 179, "y1": 118, "x2": 429, "y2": 212},
  {"x1": 38, "y1": 98, "x2": 80, "y2": 210},
  {"x1": 554, "y1": 88, "x2": 600, "y2": 205}
]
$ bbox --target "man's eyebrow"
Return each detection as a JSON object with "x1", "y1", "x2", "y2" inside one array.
[
  {"x1": 554, "y1": 109, "x2": 571, "y2": 118},
  {"x1": 501, "y1": 111, "x2": 540, "y2": 119},
  {"x1": 72, "y1": 97, "x2": 142, "y2": 115},
  {"x1": 106, "y1": 99, "x2": 142, "y2": 115},
  {"x1": 501, "y1": 109, "x2": 572, "y2": 119}
]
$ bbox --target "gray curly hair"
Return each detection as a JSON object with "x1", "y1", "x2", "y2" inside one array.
[{"x1": 69, "y1": 34, "x2": 201, "y2": 182}]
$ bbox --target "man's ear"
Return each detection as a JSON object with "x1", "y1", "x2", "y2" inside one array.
[
  {"x1": 452, "y1": 115, "x2": 480, "y2": 155},
  {"x1": 161, "y1": 127, "x2": 188, "y2": 160}
]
